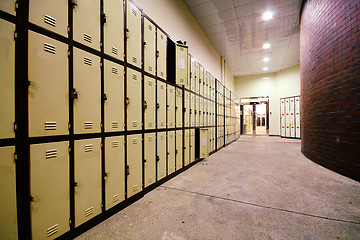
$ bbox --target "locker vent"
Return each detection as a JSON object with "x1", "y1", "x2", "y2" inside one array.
[
  {"x1": 132, "y1": 121, "x2": 138, "y2": 128},
  {"x1": 85, "y1": 144, "x2": 93, "y2": 152},
  {"x1": 44, "y1": 43, "x2": 56, "y2": 54},
  {"x1": 84, "y1": 121, "x2": 93, "y2": 129},
  {"x1": 47, "y1": 224, "x2": 59, "y2": 237},
  {"x1": 112, "y1": 47, "x2": 118, "y2": 55},
  {"x1": 83, "y1": 33, "x2": 92, "y2": 43},
  {"x1": 132, "y1": 56, "x2": 137, "y2": 64},
  {"x1": 84, "y1": 57, "x2": 92, "y2": 66},
  {"x1": 160, "y1": 121, "x2": 164, "y2": 126},
  {"x1": 149, "y1": 136, "x2": 153, "y2": 142},
  {"x1": 148, "y1": 80, "x2": 152, "y2": 86},
  {"x1": 160, "y1": 136, "x2": 163, "y2": 140},
  {"x1": 131, "y1": 8, "x2": 137, "y2": 16},
  {"x1": 44, "y1": 15, "x2": 56, "y2": 27},
  {"x1": 113, "y1": 194, "x2": 120, "y2": 203},
  {"x1": 132, "y1": 74, "x2": 137, "y2": 80},
  {"x1": 148, "y1": 121, "x2": 153, "y2": 127},
  {"x1": 112, "y1": 121, "x2": 119, "y2": 129},
  {"x1": 45, "y1": 122, "x2": 57, "y2": 130},
  {"x1": 180, "y1": 48, "x2": 184, "y2": 52},
  {"x1": 85, "y1": 207, "x2": 94, "y2": 217},
  {"x1": 170, "y1": 122, "x2": 173, "y2": 126},
  {"x1": 161, "y1": 35, "x2": 164, "y2": 40},
  {"x1": 112, "y1": 67, "x2": 118, "y2": 74},
  {"x1": 132, "y1": 138, "x2": 138, "y2": 144},
  {"x1": 160, "y1": 85, "x2": 164, "y2": 90},
  {"x1": 161, "y1": 72, "x2": 164, "y2": 77},
  {"x1": 46, "y1": 149, "x2": 58, "y2": 159},
  {"x1": 149, "y1": 66, "x2": 152, "y2": 72},
  {"x1": 148, "y1": 177, "x2": 153, "y2": 183},
  {"x1": 148, "y1": 25, "x2": 152, "y2": 31},
  {"x1": 132, "y1": 185, "x2": 138, "y2": 192},
  {"x1": 112, "y1": 141, "x2": 119, "y2": 148}
]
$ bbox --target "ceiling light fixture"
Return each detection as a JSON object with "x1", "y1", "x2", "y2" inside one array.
[
  {"x1": 263, "y1": 67, "x2": 269, "y2": 71},
  {"x1": 263, "y1": 57, "x2": 270, "y2": 62},
  {"x1": 262, "y1": 11, "x2": 273, "y2": 21},
  {"x1": 263, "y1": 43, "x2": 271, "y2": 49}
]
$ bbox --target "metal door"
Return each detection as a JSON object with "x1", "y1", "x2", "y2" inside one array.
[
  {"x1": 204, "y1": 100, "x2": 208, "y2": 126},
  {"x1": 285, "y1": 98, "x2": 290, "y2": 137},
  {"x1": 190, "y1": 129, "x2": 195, "y2": 163},
  {"x1": 144, "y1": 133, "x2": 156, "y2": 188},
  {"x1": 73, "y1": 0, "x2": 100, "y2": 50},
  {"x1": 280, "y1": 99, "x2": 285, "y2": 137},
  {"x1": 185, "y1": 54, "x2": 191, "y2": 90},
  {"x1": 157, "y1": 132, "x2": 167, "y2": 180},
  {"x1": 144, "y1": 17, "x2": 156, "y2": 75},
  {"x1": 190, "y1": 57, "x2": 196, "y2": 92},
  {"x1": 199, "y1": 66, "x2": 204, "y2": 96},
  {"x1": 167, "y1": 131, "x2": 175, "y2": 174},
  {"x1": 194, "y1": 62, "x2": 199, "y2": 93},
  {"x1": 126, "y1": 134, "x2": 142, "y2": 198},
  {"x1": 74, "y1": 138, "x2": 101, "y2": 227},
  {"x1": 157, "y1": 29, "x2": 167, "y2": 80},
  {"x1": 176, "y1": 45, "x2": 188, "y2": 85},
  {"x1": 30, "y1": 142, "x2": 69, "y2": 239},
  {"x1": 0, "y1": 146, "x2": 17, "y2": 239},
  {"x1": 184, "y1": 130, "x2": 190, "y2": 166},
  {"x1": 157, "y1": 80, "x2": 166, "y2": 129},
  {"x1": 289, "y1": 97, "x2": 295, "y2": 137},
  {"x1": 105, "y1": 136, "x2": 125, "y2": 210},
  {"x1": 199, "y1": 97, "x2": 204, "y2": 126},
  {"x1": 73, "y1": 48, "x2": 101, "y2": 134},
  {"x1": 295, "y1": 97, "x2": 301, "y2": 138},
  {"x1": 126, "y1": 0, "x2": 141, "y2": 68},
  {"x1": 184, "y1": 91, "x2": 190, "y2": 127},
  {"x1": 104, "y1": 0, "x2": 124, "y2": 60},
  {"x1": 190, "y1": 93, "x2": 195, "y2": 127},
  {"x1": 176, "y1": 88, "x2": 183, "y2": 128},
  {"x1": 144, "y1": 76, "x2": 156, "y2": 130},
  {"x1": 126, "y1": 68, "x2": 142, "y2": 131},
  {"x1": 195, "y1": 96, "x2": 200, "y2": 127},
  {"x1": 167, "y1": 85, "x2": 175, "y2": 128},
  {"x1": 175, "y1": 130, "x2": 183, "y2": 170},
  {"x1": 0, "y1": 20, "x2": 15, "y2": 139},
  {"x1": 0, "y1": 1, "x2": 15, "y2": 15}
]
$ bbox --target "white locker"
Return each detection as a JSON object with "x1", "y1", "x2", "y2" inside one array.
[
  {"x1": 74, "y1": 138, "x2": 101, "y2": 227},
  {"x1": 184, "y1": 91, "x2": 190, "y2": 127},
  {"x1": 73, "y1": 48, "x2": 101, "y2": 134},
  {"x1": 144, "y1": 17, "x2": 156, "y2": 75},
  {"x1": 167, "y1": 85, "x2": 175, "y2": 128},
  {"x1": 175, "y1": 130, "x2": 183, "y2": 170},
  {"x1": 105, "y1": 136, "x2": 125, "y2": 210},
  {"x1": 29, "y1": 0, "x2": 67, "y2": 36},
  {"x1": 290, "y1": 97, "x2": 295, "y2": 137},
  {"x1": 0, "y1": 20, "x2": 15, "y2": 139},
  {"x1": 0, "y1": 146, "x2": 17, "y2": 239},
  {"x1": 285, "y1": 98, "x2": 290, "y2": 137},
  {"x1": 156, "y1": 29, "x2": 167, "y2": 80},
  {"x1": 73, "y1": 0, "x2": 100, "y2": 50},
  {"x1": 144, "y1": 76, "x2": 156, "y2": 130},
  {"x1": 176, "y1": 45, "x2": 188, "y2": 85},
  {"x1": 157, "y1": 80, "x2": 166, "y2": 129},
  {"x1": 30, "y1": 142, "x2": 69, "y2": 239},
  {"x1": 280, "y1": 99, "x2": 285, "y2": 137},
  {"x1": 126, "y1": 0, "x2": 141, "y2": 68},
  {"x1": 104, "y1": 0, "x2": 124, "y2": 60},
  {"x1": 167, "y1": 131, "x2": 175, "y2": 174},
  {"x1": 104, "y1": 60, "x2": 124, "y2": 132},
  {"x1": 176, "y1": 88, "x2": 183, "y2": 128},
  {"x1": 126, "y1": 68, "x2": 142, "y2": 131},
  {"x1": 144, "y1": 133, "x2": 156, "y2": 188},
  {"x1": 295, "y1": 97, "x2": 301, "y2": 138},
  {"x1": 184, "y1": 130, "x2": 190, "y2": 166},
  {"x1": 127, "y1": 134, "x2": 142, "y2": 198},
  {"x1": 0, "y1": 1, "x2": 15, "y2": 15},
  {"x1": 157, "y1": 132, "x2": 167, "y2": 180},
  {"x1": 190, "y1": 93, "x2": 195, "y2": 127},
  {"x1": 190, "y1": 129, "x2": 195, "y2": 163}
]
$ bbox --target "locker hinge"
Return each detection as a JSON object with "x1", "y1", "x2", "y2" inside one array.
[
  {"x1": 101, "y1": 142, "x2": 103, "y2": 148},
  {"x1": 67, "y1": 50, "x2": 70, "y2": 56},
  {"x1": 69, "y1": 219, "x2": 72, "y2": 225},
  {"x1": 14, "y1": 153, "x2": 17, "y2": 163},
  {"x1": 68, "y1": 123, "x2": 71, "y2": 130},
  {"x1": 15, "y1": 1, "x2": 18, "y2": 10},
  {"x1": 14, "y1": 31, "x2": 17, "y2": 40},
  {"x1": 100, "y1": 62, "x2": 102, "y2": 67},
  {"x1": 101, "y1": 203, "x2": 104, "y2": 208},
  {"x1": 126, "y1": 166, "x2": 130, "y2": 175},
  {"x1": 13, "y1": 122, "x2": 17, "y2": 132},
  {"x1": 156, "y1": 156, "x2": 160, "y2": 162},
  {"x1": 101, "y1": 123, "x2": 103, "y2": 128},
  {"x1": 67, "y1": 26, "x2": 70, "y2": 33},
  {"x1": 68, "y1": 146, "x2": 71, "y2": 153}
]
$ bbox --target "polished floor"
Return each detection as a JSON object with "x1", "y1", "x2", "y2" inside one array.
[{"x1": 76, "y1": 136, "x2": 360, "y2": 240}]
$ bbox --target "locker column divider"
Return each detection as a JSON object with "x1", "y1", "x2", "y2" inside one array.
[
  {"x1": 223, "y1": 86, "x2": 225, "y2": 148},
  {"x1": 124, "y1": 0, "x2": 128, "y2": 200},
  {"x1": 141, "y1": 13, "x2": 145, "y2": 191},
  {"x1": 100, "y1": 0, "x2": 105, "y2": 213},
  {"x1": 215, "y1": 79, "x2": 217, "y2": 152},
  {"x1": 182, "y1": 86, "x2": 185, "y2": 168},
  {"x1": 155, "y1": 27, "x2": 158, "y2": 181}
]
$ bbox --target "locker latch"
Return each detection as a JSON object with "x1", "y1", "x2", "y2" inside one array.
[
  {"x1": 143, "y1": 159, "x2": 147, "y2": 163},
  {"x1": 143, "y1": 41, "x2": 147, "y2": 46},
  {"x1": 156, "y1": 50, "x2": 159, "y2": 58},
  {"x1": 143, "y1": 101, "x2": 148, "y2": 110},
  {"x1": 103, "y1": 93, "x2": 108, "y2": 101},
  {"x1": 74, "y1": 182, "x2": 79, "y2": 187},
  {"x1": 190, "y1": 109, "x2": 192, "y2": 114},
  {"x1": 156, "y1": 103, "x2": 160, "y2": 109},
  {"x1": 102, "y1": 13, "x2": 107, "y2": 24},
  {"x1": 104, "y1": 172, "x2": 108, "y2": 180},
  {"x1": 71, "y1": 0, "x2": 77, "y2": 8},
  {"x1": 125, "y1": 97, "x2": 130, "y2": 105},
  {"x1": 175, "y1": 149, "x2": 178, "y2": 154},
  {"x1": 175, "y1": 106, "x2": 178, "y2": 110},
  {"x1": 184, "y1": 108, "x2": 186, "y2": 112},
  {"x1": 126, "y1": 166, "x2": 130, "y2": 175},
  {"x1": 125, "y1": 29, "x2": 129, "y2": 39},
  {"x1": 156, "y1": 156, "x2": 160, "y2": 162},
  {"x1": 71, "y1": 89, "x2": 78, "y2": 99}
]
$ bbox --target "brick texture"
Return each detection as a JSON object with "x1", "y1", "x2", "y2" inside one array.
[{"x1": 301, "y1": 0, "x2": 360, "y2": 181}]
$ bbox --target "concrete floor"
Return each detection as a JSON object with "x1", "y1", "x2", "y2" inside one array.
[{"x1": 76, "y1": 136, "x2": 360, "y2": 240}]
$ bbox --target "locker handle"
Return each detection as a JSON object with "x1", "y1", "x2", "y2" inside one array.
[
  {"x1": 102, "y1": 13, "x2": 107, "y2": 24},
  {"x1": 125, "y1": 97, "x2": 130, "y2": 105},
  {"x1": 175, "y1": 150, "x2": 178, "y2": 154},
  {"x1": 74, "y1": 182, "x2": 79, "y2": 187},
  {"x1": 103, "y1": 93, "x2": 108, "y2": 101},
  {"x1": 126, "y1": 166, "x2": 130, "y2": 175},
  {"x1": 143, "y1": 101, "x2": 148, "y2": 110},
  {"x1": 125, "y1": 29, "x2": 129, "y2": 38},
  {"x1": 30, "y1": 196, "x2": 39, "y2": 202},
  {"x1": 144, "y1": 159, "x2": 147, "y2": 163},
  {"x1": 71, "y1": 0, "x2": 77, "y2": 8},
  {"x1": 175, "y1": 106, "x2": 178, "y2": 110},
  {"x1": 156, "y1": 50, "x2": 159, "y2": 58},
  {"x1": 184, "y1": 108, "x2": 186, "y2": 112},
  {"x1": 143, "y1": 41, "x2": 147, "y2": 46},
  {"x1": 71, "y1": 89, "x2": 78, "y2": 100},
  {"x1": 156, "y1": 103, "x2": 160, "y2": 109},
  {"x1": 104, "y1": 172, "x2": 109, "y2": 180},
  {"x1": 156, "y1": 156, "x2": 160, "y2": 162}
]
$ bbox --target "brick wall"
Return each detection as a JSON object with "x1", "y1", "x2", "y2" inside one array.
[{"x1": 301, "y1": 0, "x2": 360, "y2": 181}]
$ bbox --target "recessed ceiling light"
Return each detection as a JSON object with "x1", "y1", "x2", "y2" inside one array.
[
  {"x1": 263, "y1": 11, "x2": 273, "y2": 21},
  {"x1": 262, "y1": 77, "x2": 269, "y2": 79},
  {"x1": 263, "y1": 57, "x2": 270, "y2": 62},
  {"x1": 263, "y1": 43, "x2": 271, "y2": 49},
  {"x1": 263, "y1": 67, "x2": 269, "y2": 71}
]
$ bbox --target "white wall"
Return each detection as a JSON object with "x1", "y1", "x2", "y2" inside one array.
[{"x1": 234, "y1": 65, "x2": 300, "y2": 135}]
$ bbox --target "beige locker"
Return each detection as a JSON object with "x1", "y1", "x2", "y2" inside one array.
[
  {"x1": 126, "y1": 0, "x2": 141, "y2": 68},
  {"x1": 199, "y1": 66, "x2": 204, "y2": 96},
  {"x1": 190, "y1": 129, "x2": 195, "y2": 163},
  {"x1": 0, "y1": 146, "x2": 17, "y2": 239},
  {"x1": 295, "y1": 97, "x2": 301, "y2": 138},
  {"x1": 126, "y1": 68, "x2": 142, "y2": 131},
  {"x1": 144, "y1": 133, "x2": 156, "y2": 188},
  {"x1": 157, "y1": 80, "x2": 166, "y2": 129},
  {"x1": 199, "y1": 98, "x2": 204, "y2": 126},
  {"x1": 144, "y1": 17, "x2": 156, "y2": 75},
  {"x1": 190, "y1": 93, "x2": 195, "y2": 127},
  {"x1": 144, "y1": 76, "x2": 156, "y2": 130},
  {"x1": 127, "y1": 134, "x2": 142, "y2": 198},
  {"x1": 190, "y1": 57, "x2": 196, "y2": 92},
  {"x1": 195, "y1": 96, "x2": 200, "y2": 127},
  {"x1": 104, "y1": 60, "x2": 124, "y2": 132},
  {"x1": 73, "y1": 0, "x2": 100, "y2": 50},
  {"x1": 30, "y1": 142, "x2": 69, "y2": 240},
  {"x1": 204, "y1": 100, "x2": 208, "y2": 126},
  {"x1": 184, "y1": 130, "x2": 190, "y2": 166},
  {"x1": 285, "y1": 98, "x2": 290, "y2": 137},
  {"x1": 167, "y1": 85, "x2": 175, "y2": 128},
  {"x1": 73, "y1": 48, "x2": 101, "y2": 134},
  {"x1": 184, "y1": 91, "x2": 190, "y2": 127},
  {"x1": 195, "y1": 62, "x2": 200, "y2": 93},
  {"x1": 105, "y1": 136, "x2": 125, "y2": 210},
  {"x1": 176, "y1": 45, "x2": 188, "y2": 85},
  {"x1": 157, "y1": 132, "x2": 167, "y2": 180},
  {"x1": 104, "y1": 0, "x2": 124, "y2": 59},
  {"x1": 29, "y1": 0, "x2": 67, "y2": 36},
  {"x1": 0, "y1": 1, "x2": 15, "y2": 15},
  {"x1": 290, "y1": 97, "x2": 295, "y2": 137},
  {"x1": 74, "y1": 138, "x2": 101, "y2": 227},
  {"x1": 280, "y1": 99, "x2": 285, "y2": 137},
  {"x1": 186, "y1": 54, "x2": 191, "y2": 90},
  {"x1": 0, "y1": 20, "x2": 15, "y2": 139},
  {"x1": 157, "y1": 29, "x2": 167, "y2": 80},
  {"x1": 175, "y1": 88, "x2": 183, "y2": 128},
  {"x1": 167, "y1": 131, "x2": 175, "y2": 174},
  {"x1": 175, "y1": 130, "x2": 183, "y2": 170}
]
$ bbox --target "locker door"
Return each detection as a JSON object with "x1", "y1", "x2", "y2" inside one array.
[
  {"x1": 127, "y1": 134, "x2": 142, "y2": 198},
  {"x1": 190, "y1": 129, "x2": 195, "y2": 163},
  {"x1": 285, "y1": 98, "x2": 290, "y2": 137},
  {"x1": 0, "y1": 146, "x2": 17, "y2": 239},
  {"x1": 295, "y1": 97, "x2": 301, "y2": 138},
  {"x1": 29, "y1": 0, "x2": 67, "y2": 36},
  {"x1": 0, "y1": 20, "x2": 15, "y2": 139},
  {"x1": 176, "y1": 45, "x2": 188, "y2": 85},
  {"x1": 30, "y1": 142, "x2": 69, "y2": 239},
  {"x1": 144, "y1": 133, "x2": 156, "y2": 188},
  {"x1": 157, "y1": 80, "x2": 166, "y2": 129},
  {"x1": 199, "y1": 66, "x2": 204, "y2": 96},
  {"x1": 190, "y1": 57, "x2": 196, "y2": 92},
  {"x1": 157, "y1": 29, "x2": 167, "y2": 80},
  {"x1": 104, "y1": 60, "x2": 124, "y2": 132},
  {"x1": 184, "y1": 91, "x2": 190, "y2": 127},
  {"x1": 204, "y1": 100, "x2": 208, "y2": 126},
  {"x1": 167, "y1": 131, "x2": 175, "y2": 174},
  {"x1": 73, "y1": 48, "x2": 101, "y2": 134},
  {"x1": 280, "y1": 99, "x2": 285, "y2": 137},
  {"x1": 195, "y1": 96, "x2": 199, "y2": 127},
  {"x1": 144, "y1": 18, "x2": 156, "y2": 75},
  {"x1": 105, "y1": 136, "x2": 125, "y2": 210},
  {"x1": 0, "y1": 1, "x2": 15, "y2": 15},
  {"x1": 199, "y1": 98, "x2": 204, "y2": 126},
  {"x1": 176, "y1": 88, "x2": 183, "y2": 128},
  {"x1": 126, "y1": 0, "x2": 141, "y2": 68},
  {"x1": 73, "y1": 0, "x2": 100, "y2": 50},
  {"x1": 74, "y1": 138, "x2": 101, "y2": 227},
  {"x1": 186, "y1": 54, "x2": 191, "y2": 90},
  {"x1": 175, "y1": 130, "x2": 183, "y2": 170},
  {"x1": 167, "y1": 85, "x2": 175, "y2": 128},
  {"x1": 184, "y1": 130, "x2": 190, "y2": 166},
  {"x1": 290, "y1": 97, "x2": 295, "y2": 137},
  {"x1": 104, "y1": 0, "x2": 124, "y2": 60},
  {"x1": 157, "y1": 132, "x2": 167, "y2": 180},
  {"x1": 126, "y1": 68, "x2": 142, "y2": 131},
  {"x1": 195, "y1": 62, "x2": 200, "y2": 94},
  {"x1": 144, "y1": 76, "x2": 156, "y2": 130}
]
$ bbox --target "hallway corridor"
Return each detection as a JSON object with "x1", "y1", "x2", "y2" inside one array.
[{"x1": 77, "y1": 136, "x2": 360, "y2": 240}]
